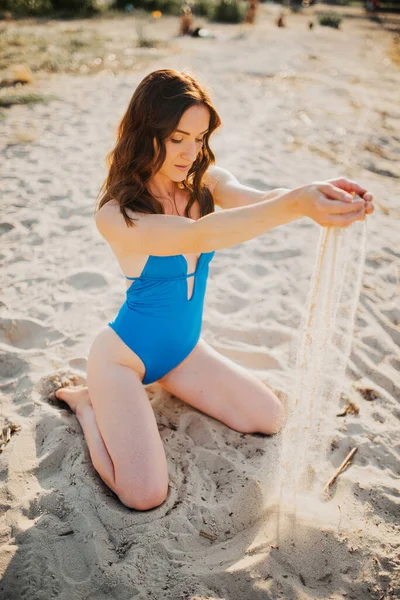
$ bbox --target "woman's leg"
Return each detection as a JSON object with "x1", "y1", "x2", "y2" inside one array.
[
  {"x1": 56, "y1": 347, "x2": 169, "y2": 511},
  {"x1": 55, "y1": 386, "x2": 117, "y2": 495},
  {"x1": 158, "y1": 338, "x2": 285, "y2": 434}
]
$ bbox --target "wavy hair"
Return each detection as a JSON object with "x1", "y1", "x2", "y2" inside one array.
[{"x1": 96, "y1": 69, "x2": 222, "y2": 226}]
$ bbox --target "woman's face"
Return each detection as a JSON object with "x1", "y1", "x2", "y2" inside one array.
[{"x1": 157, "y1": 104, "x2": 210, "y2": 181}]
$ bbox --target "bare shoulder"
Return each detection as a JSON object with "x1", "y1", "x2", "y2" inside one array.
[
  {"x1": 204, "y1": 165, "x2": 240, "y2": 207},
  {"x1": 95, "y1": 199, "x2": 119, "y2": 227},
  {"x1": 95, "y1": 200, "x2": 137, "y2": 241},
  {"x1": 204, "y1": 165, "x2": 238, "y2": 193}
]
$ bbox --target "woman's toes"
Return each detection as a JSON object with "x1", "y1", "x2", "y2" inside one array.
[
  {"x1": 55, "y1": 386, "x2": 91, "y2": 414},
  {"x1": 55, "y1": 386, "x2": 80, "y2": 400}
]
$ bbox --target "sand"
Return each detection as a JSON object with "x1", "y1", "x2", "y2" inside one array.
[{"x1": 1, "y1": 5, "x2": 399, "y2": 599}]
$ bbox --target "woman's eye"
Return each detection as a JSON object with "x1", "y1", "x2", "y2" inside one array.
[{"x1": 170, "y1": 138, "x2": 204, "y2": 144}]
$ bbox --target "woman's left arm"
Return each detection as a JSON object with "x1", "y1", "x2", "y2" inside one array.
[
  {"x1": 206, "y1": 166, "x2": 374, "y2": 215},
  {"x1": 205, "y1": 165, "x2": 290, "y2": 209}
]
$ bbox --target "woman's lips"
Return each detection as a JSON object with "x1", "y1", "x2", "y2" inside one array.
[{"x1": 175, "y1": 164, "x2": 190, "y2": 171}]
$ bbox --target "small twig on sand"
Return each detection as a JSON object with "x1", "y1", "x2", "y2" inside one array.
[
  {"x1": 0, "y1": 424, "x2": 21, "y2": 453},
  {"x1": 336, "y1": 402, "x2": 359, "y2": 417},
  {"x1": 323, "y1": 447, "x2": 358, "y2": 494},
  {"x1": 199, "y1": 529, "x2": 217, "y2": 542}
]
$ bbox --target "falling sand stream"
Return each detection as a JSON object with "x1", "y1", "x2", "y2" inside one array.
[{"x1": 276, "y1": 210, "x2": 367, "y2": 537}]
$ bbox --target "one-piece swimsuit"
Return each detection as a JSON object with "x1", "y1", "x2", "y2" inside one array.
[{"x1": 108, "y1": 251, "x2": 215, "y2": 384}]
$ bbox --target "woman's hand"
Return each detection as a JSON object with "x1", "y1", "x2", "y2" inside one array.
[
  {"x1": 327, "y1": 177, "x2": 374, "y2": 216},
  {"x1": 297, "y1": 178, "x2": 374, "y2": 228}
]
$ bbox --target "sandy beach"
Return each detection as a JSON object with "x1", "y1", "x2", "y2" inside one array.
[{"x1": 1, "y1": 4, "x2": 399, "y2": 599}]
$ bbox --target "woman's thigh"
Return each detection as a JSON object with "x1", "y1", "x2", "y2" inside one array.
[
  {"x1": 87, "y1": 333, "x2": 169, "y2": 509},
  {"x1": 157, "y1": 338, "x2": 284, "y2": 435}
]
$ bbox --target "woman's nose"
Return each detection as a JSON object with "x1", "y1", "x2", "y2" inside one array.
[{"x1": 181, "y1": 142, "x2": 197, "y2": 162}]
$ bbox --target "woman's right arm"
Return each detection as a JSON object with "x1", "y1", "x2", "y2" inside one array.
[
  {"x1": 197, "y1": 182, "x2": 368, "y2": 252},
  {"x1": 95, "y1": 183, "x2": 367, "y2": 256}
]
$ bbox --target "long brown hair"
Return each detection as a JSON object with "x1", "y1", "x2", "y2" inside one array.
[{"x1": 96, "y1": 69, "x2": 222, "y2": 226}]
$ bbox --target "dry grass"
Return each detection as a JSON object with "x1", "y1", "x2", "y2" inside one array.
[
  {"x1": 0, "y1": 14, "x2": 173, "y2": 110},
  {"x1": 0, "y1": 28, "x2": 121, "y2": 75},
  {"x1": 0, "y1": 89, "x2": 50, "y2": 107},
  {"x1": 0, "y1": 15, "x2": 170, "y2": 79},
  {"x1": 10, "y1": 127, "x2": 38, "y2": 143},
  {"x1": 389, "y1": 34, "x2": 400, "y2": 66}
]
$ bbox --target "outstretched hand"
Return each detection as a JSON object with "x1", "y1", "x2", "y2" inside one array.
[
  {"x1": 327, "y1": 177, "x2": 374, "y2": 215},
  {"x1": 298, "y1": 177, "x2": 374, "y2": 228}
]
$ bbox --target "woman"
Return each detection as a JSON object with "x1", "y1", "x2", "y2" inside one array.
[{"x1": 56, "y1": 69, "x2": 374, "y2": 511}]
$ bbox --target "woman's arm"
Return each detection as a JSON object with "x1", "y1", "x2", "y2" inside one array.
[
  {"x1": 96, "y1": 181, "x2": 371, "y2": 257},
  {"x1": 205, "y1": 165, "x2": 291, "y2": 209},
  {"x1": 197, "y1": 184, "x2": 368, "y2": 252},
  {"x1": 205, "y1": 165, "x2": 373, "y2": 211}
]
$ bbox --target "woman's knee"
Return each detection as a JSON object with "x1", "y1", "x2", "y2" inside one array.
[
  {"x1": 117, "y1": 482, "x2": 169, "y2": 511},
  {"x1": 256, "y1": 393, "x2": 286, "y2": 435},
  {"x1": 236, "y1": 392, "x2": 285, "y2": 436}
]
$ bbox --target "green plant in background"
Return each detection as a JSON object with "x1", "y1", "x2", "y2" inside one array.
[
  {"x1": 0, "y1": 0, "x2": 52, "y2": 15},
  {"x1": 0, "y1": 0, "x2": 98, "y2": 17},
  {"x1": 212, "y1": 0, "x2": 245, "y2": 23},
  {"x1": 317, "y1": 12, "x2": 343, "y2": 29},
  {"x1": 0, "y1": 92, "x2": 53, "y2": 107},
  {"x1": 112, "y1": 0, "x2": 182, "y2": 16},
  {"x1": 51, "y1": 0, "x2": 98, "y2": 16},
  {"x1": 193, "y1": 0, "x2": 214, "y2": 18},
  {"x1": 290, "y1": 0, "x2": 303, "y2": 13},
  {"x1": 0, "y1": 27, "x2": 106, "y2": 72},
  {"x1": 135, "y1": 20, "x2": 159, "y2": 47}
]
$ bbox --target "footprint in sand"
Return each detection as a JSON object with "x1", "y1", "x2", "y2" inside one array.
[
  {"x1": 382, "y1": 308, "x2": 400, "y2": 327},
  {"x1": 51, "y1": 512, "x2": 97, "y2": 584},
  {"x1": 68, "y1": 357, "x2": 88, "y2": 372},
  {"x1": 228, "y1": 270, "x2": 258, "y2": 294},
  {"x1": 388, "y1": 356, "x2": 400, "y2": 372},
  {"x1": 164, "y1": 446, "x2": 265, "y2": 562},
  {"x1": 0, "y1": 350, "x2": 29, "y2": 381},
  {"x1": 181, "y1": 413, "x2": 219, "y2": 449},
  {"x1": 2, "y1": 541, "x2": 62, "y2": 600},
  {"x1": 353, "y1": 483, "x2": 400, "y2": 525},
  {"x1": 213, "y1": 293, "x2": 248, "y2": 313},
  {"x1": 252, "y1": 263, "x2": 270, "y2": 276},
  {"x1": 0, "y1": 222, "x2": 15, "y2": 235},
  {"x1": 64, "y1": 270, "x2": 108, "y2": 290},
  {"x1": 21, "y1": 218, "x2": 39, "y2": 230},
  {"x1": 0, "y1": 317, "x2": 64, "y2": 350},
  {"x1": 35, "y1": 493, "x2": 98, "y2": 585}
]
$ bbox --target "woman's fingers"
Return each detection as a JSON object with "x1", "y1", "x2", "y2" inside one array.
[
  {"x1": 316, "y1": 181, "x2": 375, "y2": 217},
  {"x1": 318, "y1": 183, "x2": 353, "y2": 202},
  {"x1": 325, "y1": 206, "x2": 365, "y2": 227},
  {"x1": 319, "y1": 195, "x2": 365, "y2": 215},
  {"x1": 301, "y1": 180, "x2": 374, "y2": 226},
  {"x1": 365, "y1": 200, "x2": 374, "y2": 214},
  {"x1": 326, "y1": 177, "x2": 370, "y2": 199}
]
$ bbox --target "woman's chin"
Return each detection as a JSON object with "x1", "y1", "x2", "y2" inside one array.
[{"x1": 171, "y1": 173, "x2": 188, "y2": 182}]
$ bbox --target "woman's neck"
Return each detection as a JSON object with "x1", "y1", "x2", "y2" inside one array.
[{"x1": 148, "y1": 173, "x2": 176, "y2": 200}]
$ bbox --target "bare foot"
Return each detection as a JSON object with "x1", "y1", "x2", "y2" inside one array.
[{"x1": 55, "y1": 386, "x2": 92, "y2": 416}]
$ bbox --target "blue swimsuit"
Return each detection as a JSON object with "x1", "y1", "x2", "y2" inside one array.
[{"x1": 108, "y1": 251, "x2": 215, "y2": 385}]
